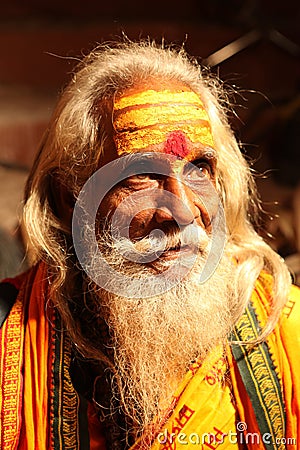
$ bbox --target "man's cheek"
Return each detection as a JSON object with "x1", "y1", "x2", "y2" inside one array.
[
  {"x1": 98, "y1": 188, "x2": 126, "y2": 218},
  {"x1": 98, "y1": 195, "x2": 155, "y2": 240},
  {"x1": 189, "y1": 179, "x2": 220, "y2": 222}
]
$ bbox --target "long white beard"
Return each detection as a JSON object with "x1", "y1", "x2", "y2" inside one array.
[{"x1": 89, "y1": 227, "x2": 238, "y2": 435}]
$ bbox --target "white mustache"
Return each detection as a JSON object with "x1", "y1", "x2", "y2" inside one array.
[{"x1": 112, "y1": 224, "x2": 209, "y2": 264}]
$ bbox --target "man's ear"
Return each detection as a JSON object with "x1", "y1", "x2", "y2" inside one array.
[{"x1": 48, "y1": 174, "x2": 74, "y2": 232}]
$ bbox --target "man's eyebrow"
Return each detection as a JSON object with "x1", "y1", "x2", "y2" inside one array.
[
  {"x1": 186, "y1": 147, "x2": 217, "y2": 166},
  {"x1": 119, "y1": 152, "x2": 163, "y2": 175},
  {"x1": 120, "y1": 152, "x2": 159, "y2": 167},
  {"x1": 200, "y1": 147, "x2": 217, "y2": 160}
]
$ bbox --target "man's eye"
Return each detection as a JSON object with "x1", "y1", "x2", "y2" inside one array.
[
  {"x1": 123, "y1": 173, "x2": 156, "y2": 185},
  {"x1": 185, "y1": 162, "x2": 211, "y2": 180},
  {"x1": 129, "y1": 173, "x2": 152, "y2": 181}
]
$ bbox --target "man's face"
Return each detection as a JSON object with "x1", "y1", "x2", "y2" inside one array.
[{"x1": 98, "y1": 84, "x2": 218, "y2": 271}]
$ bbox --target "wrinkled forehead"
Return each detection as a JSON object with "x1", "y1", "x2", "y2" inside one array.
[{"x1": 112, "y1": 88, "x2": 214, "y2": 159}]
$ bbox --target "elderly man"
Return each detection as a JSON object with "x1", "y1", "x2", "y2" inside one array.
[{"x1": 0, "y1": 41, "x2": 299, "y2": 449}]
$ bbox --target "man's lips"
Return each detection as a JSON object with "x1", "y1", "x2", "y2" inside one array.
[
  {"x1": 144, "y1": 244, "x2": 198, "y2": 273},
  {"x1": 157, "y1": 244, "x2": 197, "y2": 260}
]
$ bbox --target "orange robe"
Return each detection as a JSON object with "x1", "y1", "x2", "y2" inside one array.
[{"x1": 0, "y1": 263, "x2": 299, "y2": 449}]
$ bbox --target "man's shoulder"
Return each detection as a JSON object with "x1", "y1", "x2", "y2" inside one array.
[
  {"x1": 0, "y1": 271, "x2": 27, "y2": 291},
  {"x1": 255, "y1": 271, "x2": 300, "y2": 317},
  {"x1": 280, "y1": 282, "x2": 300, "y2": 331},
  {"x1": 253, "y1": 272, "x2": 300, "y2": 342},
  {"x1": 0, "y1": 270, "x2": 30, "y2": 328},
  {"x1": 261, "y1": 276, "x2": 300, "y2": 354}
]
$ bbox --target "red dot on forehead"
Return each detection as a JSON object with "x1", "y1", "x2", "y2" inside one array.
[{"x1": 163, "y1": 131, "x2": 189, "y2": 158}]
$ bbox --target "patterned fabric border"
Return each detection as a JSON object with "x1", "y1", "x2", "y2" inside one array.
[
  {"x1": 230, "y1": 302, "x2": 285, "y2": 450},
  {"x1": 50, "y1": 314, "x2": 81, "y2": 450},
  {"x1": 0, "y1": 297, "x2": 24, "y2": 449}
]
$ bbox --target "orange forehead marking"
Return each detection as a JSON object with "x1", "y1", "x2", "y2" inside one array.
[
  {"x1": 114, "y1": 104, "x2": 210, "y2": 130},
  {"x1": 114, "y1": 89, "x2": 206, "y2": 109},
  {"x1": 113, "y1": 89, "x2": 214, "y2": 155}
]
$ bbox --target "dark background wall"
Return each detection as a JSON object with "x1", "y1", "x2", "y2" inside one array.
[
  {"x1": 1, "y1": 0, "x2": 299, "y2": 165},
  {"x1": 0, "y1": 0, "x2": 300, "y2": 165}
]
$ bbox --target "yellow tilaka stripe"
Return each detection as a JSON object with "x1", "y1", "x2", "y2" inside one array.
[
  {"x1": 114, "y1": 104, "x2": 210, "y2": 131},
  {"x1": 114, "y1": 122, "x2": 214, "y2": 154},
  {"x1": 114, "y1": 89, "x2": 206, "y2": 110}
]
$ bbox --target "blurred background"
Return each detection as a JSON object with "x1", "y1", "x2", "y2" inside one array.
[{"x1": 0, "y1": 0, "x2": 300, "y2": 282}]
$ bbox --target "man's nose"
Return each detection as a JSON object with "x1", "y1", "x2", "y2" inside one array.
[{"x1": 155, "y1": 176, "x2": 200, "y2": 226}]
